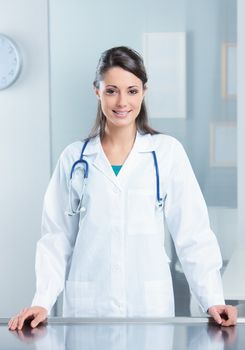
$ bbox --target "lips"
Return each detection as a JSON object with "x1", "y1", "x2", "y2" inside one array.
[{"x1": 112, "y1": 110, "x2": 131, "y2": 117}]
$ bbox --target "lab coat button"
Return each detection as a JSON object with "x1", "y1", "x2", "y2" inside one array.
[
  {"x1": 113, "y1": 187, "x2": 120, "y2": 194},
  {"x1": 113, "y1": 300, "x2": 122, "y2": 308},
  {"x1": 118, "y1": 303, "x2": 123, "y2": 309}
]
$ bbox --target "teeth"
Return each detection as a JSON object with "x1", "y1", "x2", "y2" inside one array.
[{"x1": 114, "y1": 111, "x2": 128, "y2": 115}]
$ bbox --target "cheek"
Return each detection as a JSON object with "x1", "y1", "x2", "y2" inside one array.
[
  {"x1": 103, "y1": 95, "x2": 114, "y2": 106},
  {"x1": 100, "y1": 98, "x2": 115, "y2": 117},
  {"x1": 100, "y1": 98, "x2": 110, "y2": 111},
  {"x1": 134, "y1": 97, "x2": 144, "y2": 110}
]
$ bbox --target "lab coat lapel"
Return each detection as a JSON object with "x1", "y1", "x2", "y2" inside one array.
[
  {"x1": 133, "y1": 132, "x2": 155, "y2": 153},
  {"x1": 93, "y1": 151, "x2": 122, "y2": 189},
  {"x1": 83, "y1": 135, "x2": 121, "y2": 190},
  {"x1": 82, "y1": 133, "x2": 154, "y2": 189},
  {"x1": 117, "y1": 132, "x2": 155, "y2": 185}
]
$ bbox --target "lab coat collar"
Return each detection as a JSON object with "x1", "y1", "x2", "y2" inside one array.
[
  {"x1": 82, "y1": 131, "x2": 156, "y2": 156},
  {"x1": 81, "y1": 132, "x2": 156, "y2": 190},
  {"x1": 82, "y1": 135, "x2": 121, "y2": 189},
  {"x1": 134, "y1": 131, "x2": 155, "y2": 153},
  {"x1": 82, "y1": 135, "x2": 101, "y2": 155}
]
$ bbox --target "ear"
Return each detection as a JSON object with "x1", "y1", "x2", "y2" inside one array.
[
  {"x1": 143, "y1": 84, "x2": 148, "y2": 97},
  {"x1": 94, "y1": 87, "x2": 101, "y2": 100}
]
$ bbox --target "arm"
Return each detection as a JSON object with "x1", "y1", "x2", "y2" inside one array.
[
  {"x1": 164, "y1": 140, "x2": 236, "y2": 325},
  {"x1": 9, "y1": 145, "x2": 80, "y2": 330},
  {"x1": 31, "y1": 149, "x2": 79, "y2": 312}
]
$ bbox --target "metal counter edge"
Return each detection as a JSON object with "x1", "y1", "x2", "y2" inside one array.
[{"x1": 1, "y1": 317, "x2": 245, "y2": 325}]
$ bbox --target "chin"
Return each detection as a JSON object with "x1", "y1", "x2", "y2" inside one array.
[{"x1": 114, "y1": 119, "x2": 135, "y2": 127}]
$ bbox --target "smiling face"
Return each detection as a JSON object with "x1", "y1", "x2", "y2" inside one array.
[{"x1": 95, "y1": 67, "x2": 146, "y2": 131}]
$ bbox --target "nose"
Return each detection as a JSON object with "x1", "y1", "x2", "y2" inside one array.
[{"x1": 116, "y1": 92, "x2": 127, "y2": 107}]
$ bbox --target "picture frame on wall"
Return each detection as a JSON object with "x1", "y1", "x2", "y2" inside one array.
[
  {"x1": 221, "y1": 43, "x2": 237, "y2": 99},
  {"x1": 143, "y1": 32, "x2": 186, "y2": 118},
  {"x1": 210, "y1": 121, "x2": 237, "y2": 167}
]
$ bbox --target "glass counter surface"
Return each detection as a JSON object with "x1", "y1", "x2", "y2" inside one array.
[{"x1": 0, "y1": 317, "x2": 244, "y2": 350}]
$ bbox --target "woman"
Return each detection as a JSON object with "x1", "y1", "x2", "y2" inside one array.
[{"x1": 9, "y1": 46, "x2": 237, "y2": 330}]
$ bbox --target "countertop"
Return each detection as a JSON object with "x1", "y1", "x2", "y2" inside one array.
[{"x1": 1, "y1": 317, "x2": 244, "y2": 349}]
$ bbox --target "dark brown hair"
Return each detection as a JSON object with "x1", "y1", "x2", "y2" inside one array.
[{"x1": 89, "y1": 46, "x2": 159, "y2": 138}]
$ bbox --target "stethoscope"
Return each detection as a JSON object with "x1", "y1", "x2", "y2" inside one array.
[{"x1": 65, "y1": 138, "x2": 163, "y2": 216}]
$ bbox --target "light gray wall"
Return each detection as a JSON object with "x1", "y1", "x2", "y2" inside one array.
[
  {"x1": 0, "y1": 0, "x2": 50, "y2": 316},
  {"x1": 237, "y1": 0, "x2": 245, "y2": 244},
  {"x1": 49, "y1": 0, "x2": 236, "y2": 207}
]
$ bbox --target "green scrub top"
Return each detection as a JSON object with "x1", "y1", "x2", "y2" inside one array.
[{"x1": 111, "y1": 165, "x2": 122, "y2": 176}]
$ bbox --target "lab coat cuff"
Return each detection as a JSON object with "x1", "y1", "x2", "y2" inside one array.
[
  {"x1": 198, "y1": 296, "x2": 226, "y2": 314},
  {"x1": 31, "y1": 293, "x2": 56, "y2": 315}
]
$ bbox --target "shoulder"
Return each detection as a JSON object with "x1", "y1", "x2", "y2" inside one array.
[
  {"x1": 148, "y1": 133, "x2": 191, "y2": 173},
  {"x1": 60, "y1": 141, "x2": 83, "y2": 161},
  {"x1": 137, "y1": 132, "x2": 186, "y2": 156},
  {"x1": 151, "y1": 133, "x2": 178, "y2": 145},
  {"x1": 50, "y1": 140, "x2": 89, "y2": 179},
  {"x1": 150, "y1": 133, "x2": 186, "y2": 155}
]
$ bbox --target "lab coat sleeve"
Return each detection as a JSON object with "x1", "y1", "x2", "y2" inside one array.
[
  {"x1": 164, "y1": 139, "x2": 225, "y2": 312},
  {"x1": 31, "y1": 146, "x2": 79, "y2": 313}
]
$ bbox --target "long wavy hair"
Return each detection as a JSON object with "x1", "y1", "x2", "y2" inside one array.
[{"x1": 89, "y1": 46, "x2": 159, "y2": 138}]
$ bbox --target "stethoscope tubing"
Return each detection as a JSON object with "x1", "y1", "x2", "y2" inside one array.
[
  {"x1": 69, "y1": 138, "x2": 90, "y2": 180},
  {"x1": 67, "y1": 137, "x2": 164, "y2": 215},
  {"x1": 151, "y1": 150, "x2": 163, "y2": 206}
]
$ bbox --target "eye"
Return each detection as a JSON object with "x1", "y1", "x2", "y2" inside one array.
[
  {"x1": 128, "y1": 89, "x2": 139, "y2": 95},
  {"x1": 105, "y1": 88, "x2": 117, "y2": 95}
]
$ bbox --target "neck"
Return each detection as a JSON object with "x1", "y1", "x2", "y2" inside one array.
[
  {"x1": 101, "y1": 123, "x2": 137, "y2": 165},
  {"x1": 103, "y1": 123, "x2": 137, "y2": 147}
]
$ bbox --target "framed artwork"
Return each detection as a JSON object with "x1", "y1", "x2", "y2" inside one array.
[
  {"x1": 143, "y1": 32, "x2": 186, "y2": 118},
  {"x1": 221, "y1": 43, "x2": 237, "y2": 99},
  {"x1": 210, "y1": 122, "x2": 237, "y2": 167}
]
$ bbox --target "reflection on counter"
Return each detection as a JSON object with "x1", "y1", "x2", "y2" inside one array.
[{"x1": 1, "y1": 319, "x2": 242, "y2": 350}]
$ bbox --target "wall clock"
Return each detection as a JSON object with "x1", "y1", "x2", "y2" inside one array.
[{"x1": 0, "y1": 34, "x2": 22, "y2": 90}]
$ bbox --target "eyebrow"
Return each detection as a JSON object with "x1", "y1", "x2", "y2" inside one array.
[{"x1": 105, "y1": 85, "x2": 140, "y2": 89}]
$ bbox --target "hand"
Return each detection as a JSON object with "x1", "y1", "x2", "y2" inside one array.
[
  {"x1": 208, "y1": 305, "x2": 237, "y2": 326},
  {"x1": 8, "y1": 306, "x2": 48, "y2": 330}
]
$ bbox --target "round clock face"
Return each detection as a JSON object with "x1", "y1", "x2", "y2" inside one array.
[{"x1": 0, "y1": 34, "x2": 21, "y2": 90}]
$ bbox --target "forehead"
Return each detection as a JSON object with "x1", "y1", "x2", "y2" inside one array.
[{"x1": 101, "y1": 67, "x2": 142, "y2": 87}]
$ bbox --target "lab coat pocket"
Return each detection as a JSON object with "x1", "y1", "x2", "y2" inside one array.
[
  {"x1": 127, "y1": 189, "x2": 158, "y2": 235},
  {"x1": 144, "y1": 280, "x2": 174, "y2": 317},
  {"x1": 65, "y1": 281, "x2": 96, "y2": 316}
]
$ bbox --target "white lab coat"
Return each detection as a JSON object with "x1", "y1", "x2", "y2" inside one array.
[{"x1": 32, "y1": 132, "x2": 225, "y2": 317}]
